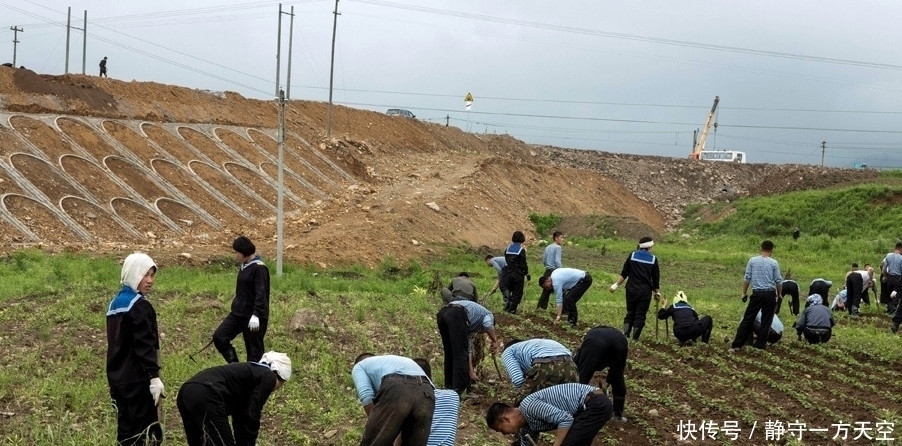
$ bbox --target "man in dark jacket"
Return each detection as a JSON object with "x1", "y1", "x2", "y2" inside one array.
[
  {"x1": 795, "y1": 295, "x2": 835, "y2": 344},
  {"x1": 657, "y1": 291, "x2": 713, "y2": 345},
  {"x1": 106, "y1": 252, "x2": 164, "y2": 446},
  {"x1": 572, "y1": 326, "x2": 629, "y2": 423},
  {"x1": 177, "y1": 351, "x2": 290, "y2": 446},
  {"x1": 503, "y1": 231, "x2": 530, "y2": 314},
  {"x1": 610, "y1": 236, "x2": 661, "y2": 340},
  {"x1": 213, "y1": 236, "x2": 271, "y2": 363}
]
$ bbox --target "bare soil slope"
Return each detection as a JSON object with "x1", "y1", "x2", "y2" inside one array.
[{"x1": 0, "y1": 67, "x2": 878, "y2": 266}]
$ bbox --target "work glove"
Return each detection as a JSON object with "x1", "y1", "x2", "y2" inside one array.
[
  {"x1": 609, "y1": 283, "x2": 619, "y2": 292},
  {"x1": 248, "y1": 315, "x2": 260, "y2": 332},
  {"x1": 149, "y1": 377, "x2": 165, "y2": 406},
  {"x1": 741, "y1": 294, "x2": 748, "y2": 303}
]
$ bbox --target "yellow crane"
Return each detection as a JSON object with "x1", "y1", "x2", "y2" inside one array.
[{"x1": 690, "y1": 96, "x2": 719, "y2": 160}]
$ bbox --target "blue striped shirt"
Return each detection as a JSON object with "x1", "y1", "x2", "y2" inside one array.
[
  {"x1": 427, "y1": 389, "x2": 460, "y2": 446},
  {"x1": 449, "y1": 300, "x2": 495, "y2": 333},
  {"x1": 351, "y1": 355, "x2": 434, "y2": 406},
  {"x1": 744, "y1": 255, "x2": 782, "y2": 291},
  {"x1": 520, "y1": 383, "x2": 597, "y2": 443},
  {"x1": 501, "y1": 339, "x2": 572, "y2": 388},
  {"x1": 549, "y1": 268, "x2": 587, "y2": 306}
]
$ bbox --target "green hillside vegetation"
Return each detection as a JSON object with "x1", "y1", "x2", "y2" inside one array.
[{"x1": 2, "y1": 183, "x2": 902, "y2": 445}]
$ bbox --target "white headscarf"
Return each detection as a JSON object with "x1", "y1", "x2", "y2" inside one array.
[
  {"x1": 807, "y1": 294, "x2": 823, "y2": 306},
  {"x1": 121, "y1": 253, "x2": 156, "y2": 291},
  {"x1": 260, "y1": 351, "x2": 292, "y2": 381}
]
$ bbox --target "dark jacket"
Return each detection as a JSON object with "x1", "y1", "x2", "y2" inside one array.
[
  {"x1": 106, "y1": 287, "x2": 160, "y2": 386},
  {"x1": 619, "y1": 249, "x2": 659, "y2": 293},
  {"x1": 573, "y1": 326, "x2": 628, "y2": 416},
  {"x1": 504, "y1": 242, "x2": 529, "y2": 278},
  {"x1": 232, "y1": 257, "x2": 270, "y2": 318},
  {"x1": 657, "y1": 303, "x2": 699, "y2": 330},
  {"x1": 180, "y1": 362, "x2": 278, "y2": 445}
]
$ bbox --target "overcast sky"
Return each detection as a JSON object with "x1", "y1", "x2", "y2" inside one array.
[{"x1": 3, "y1": 1, "x2": 902, "y2": 168}]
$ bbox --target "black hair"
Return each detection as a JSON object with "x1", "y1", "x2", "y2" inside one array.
[
  {"x1": 538, "y1": 275, "x2": 550, "y2": 287},
  {"x1": 458, "y1": 272, "x2": 469, "y2": 278},
  {"x1": 503, "y1": 338, "x2": 522, "y2": 351},
  {"x1": 896, "y1": 241, "x2": 902, "y2": 250},
  {"x1": 485, "y1": 254, "x2": 494, "y2": 261},
  {"x1": 485, "y1": 402, "x2": 513, "y2": 429},
  {"x1": 412, "y1": 357, "x2": 432, "y2": 379},
  {"x1": 851, "y1": 263, "x2": 859, "y2": 269},
  {"x1": 353, "y1": 353, "x2": 374, "y2": 365},
  {"x1": 761, "y1": 240, "x2": 775, "y2": 251},
  {"x1": 511, "y1": 231, "x2": 525, "y2": 243},
  {"x1": 552, "y1": 231, "x2": 563, "y2": 239},
  {"x1": 232, "y1": 236, "x2": 256, "y2": 257}
]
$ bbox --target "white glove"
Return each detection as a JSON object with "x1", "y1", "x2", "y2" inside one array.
[
  {"x1": 609, "y1": 283, "x2": 619, "y2": 292},
  {"x1": 248, "y1": 315, "x2": 260, "y2": 332},
  {"x1": 892, "y1": 291, "x2": 898, "y2": 299},
  {"x1": 149, "y1": 377, "x2": 165, "y2": 406}
]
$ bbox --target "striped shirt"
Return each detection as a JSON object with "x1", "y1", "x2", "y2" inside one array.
[
  {"x1": 449, "y1": 300, "x2": 495, "y2": 334},
  {"x1": 489, "y1": 256, "x2": 507, "y2": 274},
  {"x1": 351, "y1": 355, "x2": 433, "y2": 406},
  {"x1": 427, "y1": 389, "x2": 460, "y2": 446},
  {"x1": 520, "y1": 383, "x2": 597, "y2": 443},
  {"x1": 744, "y1": 255, "x2": 782, "y2": 291},
  {"x1": 549, "y1": 268, "x2": 587, "y2": 306},
  {"x1": 501, "y1": 339, "x2": 572, "y2": 388},
  {"x1": 543, "y1": 243, "x2": 562, "y2": 269}
]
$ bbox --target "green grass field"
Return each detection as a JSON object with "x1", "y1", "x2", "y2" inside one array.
[{"x1": 1, "y1": 179, "x2": 901, "y2": 445}]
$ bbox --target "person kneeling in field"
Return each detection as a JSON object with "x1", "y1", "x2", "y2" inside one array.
[
  {"x1": 656, "y1": 291, "x2": 713, "y2": 346},
  {"x1": 176, "y1": 351, "x2": 290, "y2": 446},
  {"x1": 486, "y1": 383, "x2": 613, "y2": 446},
  {"x1": 795, "y1": 294, "x2": 835, "y2": 344}
]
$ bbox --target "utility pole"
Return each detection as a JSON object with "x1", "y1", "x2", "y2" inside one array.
[
  {"x1": 327, "y1": 0, "x2": 340, "y2": 137},
  {"x1": 821, "y1": 141, "x2": 826, "y2": 167},
  {"x1": 65, "y1": 8, "x2": 87, "y2": 75},
  {"x1": 273, "y1": 4, "x2": 295, "y2": 277},
  {"x1": 10, "y1": 26, "x2": 23, "y2": 66}
]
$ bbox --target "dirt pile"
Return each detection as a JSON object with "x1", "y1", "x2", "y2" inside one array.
[{"x1": 0, "y1": 67, "x2": 878, "y2": 266}]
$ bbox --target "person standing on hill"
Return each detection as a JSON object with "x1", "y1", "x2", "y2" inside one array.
[
  {"x1": 656, "y1": 291, "x2": 713, "y2": 346},
  {"x1": 537, "y1": 231, "x2": 564, "y2": 310},
  {"x1": 503, "y1": 231, "x2": 530, "y2": 314},
  {"x1": 610, "y1": 236, "x2": 661, "y2": 341},
  {"x1": 485, "y1": 255, "x2": 509, "y2": 305},
  {"x1": 213, "y1": 236, "x2": 270, "y2": 363},
  {"x1": 440, "y1": 272, "x2": 478, "y2": 303},
  {"x1": 539, "y1": 267, "x2": 593, "y2": 327},
  {"x1": 99, "y1": 56, "x2": 108, "y2": 77},
  {"x1": 436, "y1": 299, "x2": 501, "y2": 394},
  {"x1": 106, "y1": 252, "x2": 164, "y2": 446},
  {"x1": 731, "y1": 240, "x2": 782, "y2": 351},
  {"x1": 573, "y1": 326, "x2": 629, "y2": 423}
]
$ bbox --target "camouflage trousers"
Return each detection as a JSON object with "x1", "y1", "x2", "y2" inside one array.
[{"x1": 520, "y1": 357, "x2": 579, "y2": 397}]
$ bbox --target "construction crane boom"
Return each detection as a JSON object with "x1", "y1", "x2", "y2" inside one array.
[{"x1": 690, "y1": 96, "x2": 719, "y2": 160}]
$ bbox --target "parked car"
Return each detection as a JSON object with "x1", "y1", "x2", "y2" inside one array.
[{"x1": 386, "y1": 108, "x2": 415, "y2": 119}]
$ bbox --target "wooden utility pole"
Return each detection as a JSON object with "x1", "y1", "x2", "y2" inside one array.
[
  {"x1": 821, "y1": 141, "x2": 826, "y2": 167},
  {"x1": 327, "y1": 0, "x2": 340, "y2": 137},
  {"x1": 10, "y1": 26, "x2": 23, "y2": 66}
]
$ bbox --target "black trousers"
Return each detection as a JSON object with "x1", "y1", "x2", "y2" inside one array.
[
  {"x1": 110, "y1": 381, "x2": 162, "y2": 446},
  {"x1": 779, "y1": 281, "x2": 799, "y2": 315},
  {"x1": 563, "y1": 273, "x2": 593, "y2": 325},
  {"x1": 437, "y1": 305, "x2": 471, "y2": 394},
  {"x1": 623, "y1": 284, "x2": 652, "y2": 339},
  {"x1": 673, "y1": 315, "x2": 713, "y2": 343},
  {"x1": 177, "y1": 382, "x2": 236, "y2": 446},
  {"x1": 505, "y1": 272, "x2": 526, "y2": 313},
  {"x1": 213, "y1": 313, "x2": 268, "y2": 362},
  {"x1": 537, "y1": 267, "x2": 556, "y2": 309},
  {"x1": 560, "y1": 391, "x2": 613, "y2": 446},
  {"x1": 359, "y1": 374, "x2": 435, "y2": 446},
  {"x1": 731, "y1": 290, "x2": 776, "y2": 349},
  {"x1": 845, "y1": 273, "x2": 863, "y2": 315},
  {"x1": 801, "y1": 327, "x2": 832, "y2": 344}
]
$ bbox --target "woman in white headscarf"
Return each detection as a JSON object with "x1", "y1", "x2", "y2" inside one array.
[
  {"x1": 656, "y1": 291, "x2": 713, "y2": 346},
  {"x1": 795, "y1": 294, "x2": 835, "y2": 344},
  {"x1": 106, "y1": 252, "x2": 164, "y2": 446}
]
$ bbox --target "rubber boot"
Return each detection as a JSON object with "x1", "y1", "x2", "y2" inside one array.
[
  {"x1": 631, "y1": 326, "x2": 643, "y2": 341},
  {"x1": 221, "y1": 346, "x2": 240, "y2": 363},
  {"x1": 702, "y1": 324, "x2": 713, "y2": 344},
  {"x1": 622, "y1": 323, "x2": 632, "y2": 338}
]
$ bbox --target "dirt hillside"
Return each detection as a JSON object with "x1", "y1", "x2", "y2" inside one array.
[{"x1": 0, "y1": 67, "x2": 878, "y2": 266}]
